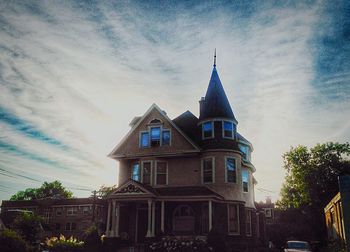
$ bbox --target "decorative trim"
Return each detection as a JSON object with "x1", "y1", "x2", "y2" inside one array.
[{"x1": 115, "y1": 184, "x2": 145, "y2": 194}]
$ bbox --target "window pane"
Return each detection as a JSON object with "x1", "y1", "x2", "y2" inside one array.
[
  {"x1": 142, "y1": 162, "x2": 151, "y2": 184},
  {"x1": 151, "y1": 127, "x2": 161, "y2": 140},
  {"x1": 203, "y1": 122, "x2": 213, "y2": 138},
  {"x1": 226, "y1": 158, "x2": 236, "y2": 183},
  {"x1": 162, "y1": 130, "x2": 170, "y2": 145},
  {"x1": 242, "y1": 170, "x2": 249, "y2": 192},
  {"x1": 239, "y1": 144, "x2": 249, "y2": 161},
  {"x1": 157, "y1": 162, "x2": 167, "y2": 185},
  {"x1": 246, "y1": 210, "x2": 252, "y2": 236},
  {"x1": 228, "y1": 205, "x2": 239, "y2": 233},
  {"x1": 224, "y1": 121, "x2": 233, "y2": 138},
  {"x1": 132, "y1": 163, "x2": 140, "y2": 181},
  {"x1": 151, "y1": 127, "x2": 161, "y2": 146},
  {"x1": 141, "y1": 132, "x2": 149, "y2": 147},
  {"x1": 203, "y1": 159, "x2": 213, "y2": 183}
]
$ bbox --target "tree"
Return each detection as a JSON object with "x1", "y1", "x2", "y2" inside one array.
[
  {"x1": 10, "y1": 181, "x2": 73, "y2": 200},
  {"x1": 276, "y1": 142, "x2": 350, "y2": 242},
  {"x1": 12, "y1": 212, "x2": 43, "y2": 245},
  {"x1": 95, "y1": 184, "x2": 116, "y2": 199},
  {"x1": 277, "y1": 142, "x2": 350, "y2": 210},
  {"x1": 0, "y1": 228, "x2": 32, "y2": 252}
]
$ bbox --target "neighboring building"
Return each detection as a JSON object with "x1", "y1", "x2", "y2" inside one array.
[
  {"x1": 106, "y1": 55, "x2": 259, "y2": 250},
  {"x1": 257, "y1": 197, "x2": 275, "y2": 225},
  {"x1": 324, "y1": 175, "x2": 350, "y2": 249},
  {"x1": 0, "y1": 198, "x2": 106, "y2": 238}
]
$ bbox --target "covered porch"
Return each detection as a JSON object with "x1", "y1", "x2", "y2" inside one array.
[{"x1": 105, "y1": 180, "x2": 224, "y2": 244}]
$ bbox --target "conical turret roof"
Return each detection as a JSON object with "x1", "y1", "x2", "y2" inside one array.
[{"x1": 199, "y1": 66, "x2": 236, "y2": 122}]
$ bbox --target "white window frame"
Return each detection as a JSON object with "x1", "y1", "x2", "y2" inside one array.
[
  {"x1": 227, "y1": 204, "x2": 240, "y2": 235},
  {"x1": 67, "y1": 207, "x2": 78, "y2": 216},
  {"x1": 201, "y1": 157, "x2": 215, "y2": 184},
  {"x1": 246, "y1": 210, "x2": 252, "y2": 237},
  {"x1": 161, "y1": 129, "x2": 172, "y2": 146},
  {"x1": 202, "y1": 121, "x2": 214, "y2": 140},
  {"x1": 155, "y1": 161, "x2": 168, "y2": 185},
  {"x1": 131, "y1": 161, "x2": 141, "y2": 182},
  {"x1": 83, "y1": 206, "x2": 90, "y2": 215},
  {"x1": 141, "y1": 160, "x2": 153, "y2": 185},
  {"x1": 222, "y1": 121, "x2": 234, "y2": 139},
  {"x1": 242, "y1": 169, "x2": 249, "y2": 193},
  {"x1": 139, "y1": 131, "x2": 150, "y2": 148},
  {"x1": 225, "y1": 156, "x2": 237, "y2": 183},
  {"x1": 239, "y1": 144, "x2": 251, "y2": 162}
]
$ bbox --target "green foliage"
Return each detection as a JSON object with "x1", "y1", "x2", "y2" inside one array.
[
  {"x1": 0, "y1": 228, "x2": 32, "y2": 252},
  {"x1": 45, "y1": 234, "x2": 84, "y2": 252},
  {"x1": 10, "y1": 180, "x2": 73, "y2": 200},
  {"x1": 96, "y1": 184, "x2": 116, "y2": 199},
  {"x1": 277, "y1": 142, "x2": 350, "y2": 210},
  {"x1": 12, "y1": 211, "x2": 43, "y2": 244}
]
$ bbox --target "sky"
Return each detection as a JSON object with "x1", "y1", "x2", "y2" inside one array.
[{"x1": 0, "y1": 0, "x2": 349, "y2": 202}]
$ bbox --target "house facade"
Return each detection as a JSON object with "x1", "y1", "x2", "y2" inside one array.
[
  {"x1": 0, "y1": 198, "x2": 106, "y2": 239},
  {"x1": 106, "y1": 58, "x2": 258, "y2": 250}
]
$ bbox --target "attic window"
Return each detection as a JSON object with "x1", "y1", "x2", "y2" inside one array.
[
  {"x1": 150, "y1": 127, "x2": 161, "y2": 146},
  {"x1": 150, "y1": 119, "x2": 161, "y2": 124}
]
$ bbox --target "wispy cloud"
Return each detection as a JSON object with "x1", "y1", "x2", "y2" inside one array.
[{"x1": 0, "y1": 0, "x2": 349, "y2": 201}]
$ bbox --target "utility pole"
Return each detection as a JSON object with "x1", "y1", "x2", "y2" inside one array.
[{"x1": 92, "y1": 190, "x2": 97, "y2": 224}]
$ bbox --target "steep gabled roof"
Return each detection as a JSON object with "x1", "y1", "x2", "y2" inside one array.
[
  {"x1": 108, "y1": 103, "x2": 200, "y2": 158},
  {"x1": 199, "y1": 67, "x2": 236, "y2": 122},
  {"x1": 172, "y1": 110, "x2": 199, "y2": 143}
]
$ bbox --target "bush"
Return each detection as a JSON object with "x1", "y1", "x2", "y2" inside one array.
[
  {"x1": 12, "y1": 211, "x2": 43, "y2": 244},
  {"x1": 83, "y1": 225, "x2": 102, "y2": 252},
  {"x1": 207, "y1": 228, "x2": 226, "y2": 252},
  {"x1": 0, "y1": 228, "x2": 32, "y2": 252},
  {"x1": 148, "y1": 236, "x2": 211, "y2": 252},
  {"x1": 44, "y1": 234, "x2": 84, "y2": 252}
]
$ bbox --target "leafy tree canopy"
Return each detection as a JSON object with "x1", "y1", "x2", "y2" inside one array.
[
  {"x1": 12, "y1": 212, "x2": 43, "y2": 244},
  {"x1": 276, "y1": 142, "x2": 350, "y2": 210},
  {"x1": 10, "y1": 181, "x2": 73, "y2": 200},
  {"x1": 95, "y1": 184, "x2": 117, "y2": 199}
]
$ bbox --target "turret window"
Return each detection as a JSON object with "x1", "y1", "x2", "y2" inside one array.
[
  {"x1": 242, "y1": 170, "x2": 249, "y2": 192},
  {"x1": 202, "y1": 122, "x2": 214, "y2": 139},
  {"x1": 223, "y1": 121, "x2": 234, "y2": 139},
  {"x1": 225, "y1": 157, "x2": 237, "y2": 183},
  {"x1": 202, "y1": 157, "x2": 214, "y2": 183}
]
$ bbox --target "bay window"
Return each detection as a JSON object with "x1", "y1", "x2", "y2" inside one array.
[
  {"x1": 142, "y1": 161, "x2": 152, "y2": 185},
  {"x1": 242, "y1": 170, "x2": 249, "y2": 192},
  {"x1": 156, "y1": 161, "x2": 167, "y2": 185},
  {"x1": 132, "y1": 162, "x2": 141, "y2": 182}
]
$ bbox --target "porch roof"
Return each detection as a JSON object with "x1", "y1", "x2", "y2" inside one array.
[{"x1": 154, "y1": 186, "x2": 224, "y2": 199}]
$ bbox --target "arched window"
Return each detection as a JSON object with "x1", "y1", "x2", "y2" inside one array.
[{"x1": 173, "y1": 205, "x2": 195, "y2": 233}]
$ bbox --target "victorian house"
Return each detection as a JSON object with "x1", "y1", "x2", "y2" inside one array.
[{"x1": 106, "y1": 56, "x2": 258, "y2": 250}]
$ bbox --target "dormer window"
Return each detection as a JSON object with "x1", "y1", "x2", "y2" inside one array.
[
  {"x1": 239, "y1": 144, "x2": 250, "y2": 162},
  {"x1": 202, "y1": 122, "x2": 214, "y2": 139},
  {"x1": 150, "y1": 127, "x2": 161, "y2": 146},
  {"x1": 223, "y1": 121, "x2": 234, "y2": 139}
]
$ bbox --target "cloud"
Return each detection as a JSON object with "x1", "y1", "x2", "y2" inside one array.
[{"x1": 0, "y1": 0, "x2": 349, "y2": 202}]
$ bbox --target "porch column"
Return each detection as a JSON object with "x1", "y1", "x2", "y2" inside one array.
[
  {"x1": 111, "y1": 200, "x2": 116, "y2": 237},
  {"x1": 208, "y1": 200, "x2": 212, "y2": 231},
  {"x1": 146, "y1": 199, "x2": 152, "y2": 237},
  {"x1": 115, "y1": 202, "x2": 120, "y2": 237},
  {"x1": 106, "y1": 201, "x2": 111, "y2": 236},
  {"x1": 161, "y1": 201, "x2": 165, "y2": 232},
  {"x1": 151, "y1": 201, "x2": 155, "y2": 237}
]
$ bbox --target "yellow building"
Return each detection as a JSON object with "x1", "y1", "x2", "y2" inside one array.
[{"x1": 324, "y1": 192, "x2": 346, "y2": 241}]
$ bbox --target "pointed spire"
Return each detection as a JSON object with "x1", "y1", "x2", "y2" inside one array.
[{"x1": 213, "y1": 48, "x2": 217, "y2": 68}]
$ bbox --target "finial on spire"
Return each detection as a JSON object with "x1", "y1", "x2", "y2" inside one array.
[{"x1": 213, "y1": 48, "x2": 217, "y2": 68}]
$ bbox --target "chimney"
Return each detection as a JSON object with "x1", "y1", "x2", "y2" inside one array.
[{"x1": 199, "y1": 97, "x2": 205, "y2": 117}]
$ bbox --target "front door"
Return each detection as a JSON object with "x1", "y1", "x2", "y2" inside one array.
[{"x1": 136, "y1": 208, "x2": 148, "y2": 243}]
